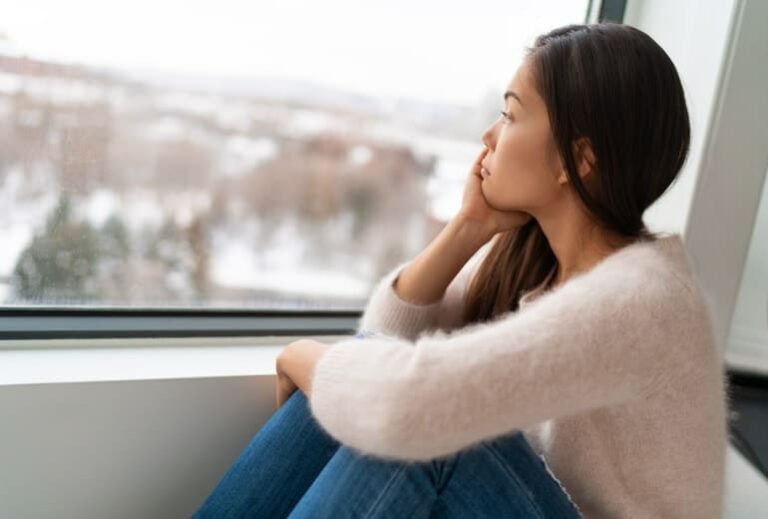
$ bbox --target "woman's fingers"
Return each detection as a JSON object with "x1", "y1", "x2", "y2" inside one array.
[{"x1": 471, "y1": 146, "x2": 489, "y2": 178}]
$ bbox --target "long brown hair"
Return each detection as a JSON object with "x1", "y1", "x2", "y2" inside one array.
[{"x1": 461, "y1": 23, "x2": 691, "y2": 325}]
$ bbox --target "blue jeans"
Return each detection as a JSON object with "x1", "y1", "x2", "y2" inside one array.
[{"x1": 191, "y1": 331, "x2": 582, "y2": 518}]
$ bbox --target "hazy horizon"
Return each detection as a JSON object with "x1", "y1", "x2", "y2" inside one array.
[{"x1": 1, "y1": 0, "x2": 587, "y2": 107}]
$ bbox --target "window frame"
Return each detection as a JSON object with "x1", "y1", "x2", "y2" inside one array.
[
  {"x1": 0, "y1": 307, "x2": 360, "y2": 340},
  {"x1": 585, "y1": 0, "x2": 627, "y2": 23}
]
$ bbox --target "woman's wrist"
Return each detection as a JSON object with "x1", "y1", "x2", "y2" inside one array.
[
  {"x1": 451, "y1": 213, "x2": 497, "y2": 250},
  {"x1": 392, "y1": 214, "x2": 494, "y2": 307},
  {"x1": 277, "y1": 339, "x2": 332, "y2": 399}
]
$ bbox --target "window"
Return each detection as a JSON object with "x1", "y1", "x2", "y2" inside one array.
[
  {"x1": 728, "y1": 174, "x2": 768, "y2": 371},
  {"x1": 0, "y1": 1, "x2": 598, "y2": 338}
]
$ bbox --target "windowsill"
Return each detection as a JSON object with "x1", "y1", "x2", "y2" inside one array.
[
  {"x1": 3, "y1": 335, "x2": 763, "y2": 387},
  {"x1": 0, "y1": 335, "x2": 352, "y2": 386},
  {"x1": 725, "y1": 348, "x2": 768, "y2": 377}
]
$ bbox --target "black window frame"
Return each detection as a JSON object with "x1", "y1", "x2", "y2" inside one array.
[{"x1": 587, "y1": 0, "x2": 627, "y2": 23}]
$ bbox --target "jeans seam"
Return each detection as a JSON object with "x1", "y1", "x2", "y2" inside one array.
[
  {"x1": 362, "y1": 463, "x2": 406, "y2": 518},
  {"x1": 483, "y1": 443, "x2": 547, "y2": 519},
  {"x1": 433, "y1": 456, "x2": 458, "y2": 496}
]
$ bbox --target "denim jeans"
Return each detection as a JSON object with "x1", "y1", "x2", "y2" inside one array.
[{"x1": 191, "y1": 331, "x2": 582, "y2": 518}]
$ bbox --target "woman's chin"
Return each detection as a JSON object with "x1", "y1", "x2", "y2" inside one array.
[
  {"x1": 483, "y1": 191, "x2": 524, "y2": 213},
  {"x1": 480, "y1": 188, "x2": 499, "y2": 209}
]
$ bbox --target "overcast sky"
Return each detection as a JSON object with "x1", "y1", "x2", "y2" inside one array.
[{"x1": 1, "y1": 0, "x2": 587, "y2": 106}]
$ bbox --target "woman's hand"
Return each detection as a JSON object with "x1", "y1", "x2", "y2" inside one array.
[
  {"x1": 275, "y1": 339, "x2": 332, "y2": 409},
  {"x1": 458, "y1": 146, "x2": 533, "y2": 235},
  {"x1": 275, "y1": 357, "x2": 299, "y2": 409}
]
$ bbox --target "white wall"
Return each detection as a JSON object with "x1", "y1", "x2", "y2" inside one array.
[{"x1": 0, "y1": 376, "x2": 274, "y2": 519}]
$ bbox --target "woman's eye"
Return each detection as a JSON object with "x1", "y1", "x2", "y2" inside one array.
[{"x1": 499, "y1": 110, "x2": 512, "y2": 122}]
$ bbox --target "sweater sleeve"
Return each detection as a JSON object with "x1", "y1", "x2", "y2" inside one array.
[
  {"x1": 355, "y1": 251, "x2": 483, "y2": 341},
  {"x1": 310, "y1": 267, "x2": 689, "y2": 461}
]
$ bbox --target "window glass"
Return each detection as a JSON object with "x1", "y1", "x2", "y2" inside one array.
[
  {"x1": 728, "y1": 173, "x2": 768, "y2": 370},
  {"x1": 0, "y1": 1, "x2": 589, "y2": 308}
]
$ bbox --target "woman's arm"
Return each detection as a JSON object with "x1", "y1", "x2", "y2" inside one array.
[
  {"x1": 393, "y1": 216, "x2": 492, "y2": 306},
  {"x1": 309, "y1": 266, "x2": 694, "y2": 462},
  {"x1": 357, "y1": 215, "x2": 493, "y2": 341},
  {"x1": 274, "y1": 217, "x2": 494, "y2": 408},
  {"x1": 275, "y1": 339, "x2": 331, "y2": 407}
]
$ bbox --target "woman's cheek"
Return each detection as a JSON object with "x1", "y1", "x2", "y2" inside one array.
[{"x1": 483, "y1": 170, "x2": 523, "y2": 210}]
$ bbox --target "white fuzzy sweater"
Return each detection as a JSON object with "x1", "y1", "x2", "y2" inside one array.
[{"x1": 309, "y1": 234, "x2": 729, "y2": 519}]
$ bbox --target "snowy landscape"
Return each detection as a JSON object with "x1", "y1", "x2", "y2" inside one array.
[{"x1": 0, "y1": 52, "x2": 497, "y2": 309}]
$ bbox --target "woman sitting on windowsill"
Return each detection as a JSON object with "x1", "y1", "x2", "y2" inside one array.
[{"x1": 193, "y1": 22, "x2": 727, "y2": 519}]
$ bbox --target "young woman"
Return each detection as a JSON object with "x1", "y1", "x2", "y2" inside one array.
[{"x1": 193, "y1": 22, "x2": 727, "y2": 518}]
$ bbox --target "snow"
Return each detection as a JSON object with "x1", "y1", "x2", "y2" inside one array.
[
  {"x1": 210, "y1": 219, "x2": 371, "y2": 299},
  {"x1": 217, "y1": 135, "x2": 277, "y2": 177},
  {"x1": 347, "y1": 145, "x2": 372, "y2": 166},
  {"x1": 79, "y1": 189, "x2": 120, "y2": 228},
  {"x1": 119, "y1": 190, "x2": 166, "y2": 233}
]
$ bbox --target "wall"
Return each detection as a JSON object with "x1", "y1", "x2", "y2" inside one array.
[{"x1": 0, "y1": 376, "x2": 273, "y2": 519}]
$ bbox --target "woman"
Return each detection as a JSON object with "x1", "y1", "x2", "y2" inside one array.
[{"x1": 193, "y1": 22, "x2": 727, "y2": 518}]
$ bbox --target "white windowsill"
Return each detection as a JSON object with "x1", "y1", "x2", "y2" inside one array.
[
  {"x1": 1, "y1": 335, "x2": 762, "y2": 386},
  {"x1": 0, "y1": 335, "x2": 352, "y2": 386}
]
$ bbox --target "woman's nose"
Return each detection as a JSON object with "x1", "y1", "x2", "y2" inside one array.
[{"x1": 482, "y1": 125, "x2": 496, "y2": 150}]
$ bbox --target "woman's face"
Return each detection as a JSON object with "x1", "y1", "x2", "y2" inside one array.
[{"x1": 480, "y1": 58, "x2": 565, "y2": 214}]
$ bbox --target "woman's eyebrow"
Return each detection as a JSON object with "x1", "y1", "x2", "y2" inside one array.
[{"x1": 504, "y1": 90, "x2": 525, "y2": 108}]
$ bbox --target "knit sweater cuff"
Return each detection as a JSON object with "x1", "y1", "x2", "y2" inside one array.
[
  {"x1": 309, "y1": 339, "x2": 371, "y2": 439},
  {"x1": 357, "y1": 261, "x2": 443, "y2": 341}
]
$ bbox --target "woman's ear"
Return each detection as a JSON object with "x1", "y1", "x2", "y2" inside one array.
[
  {"x1": 572, "y1": 137, "x2": 596, "y2": 181},
  {"x1": 555, "y1": 137, "x2": 596, "y2": 186}
]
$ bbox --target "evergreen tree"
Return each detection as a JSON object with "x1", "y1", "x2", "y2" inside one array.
[{"x1": 11, "y1": 192, "x2": 103, "y2": 303}]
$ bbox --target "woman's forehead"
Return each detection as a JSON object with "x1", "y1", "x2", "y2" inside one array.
[
  {"x1": 506, "y1": 62, "x2": 543, "y2": 111},
  {"x1": 508, "y1": 59, "x2": 531, "y2": 87},
  {"x1": 505, "y1": 67, "x2": 531, "y2": 106}
]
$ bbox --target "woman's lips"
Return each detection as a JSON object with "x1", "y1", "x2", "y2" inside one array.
[{"x1": 481, "y1": 164, "x2": 491, "y2": 177}]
